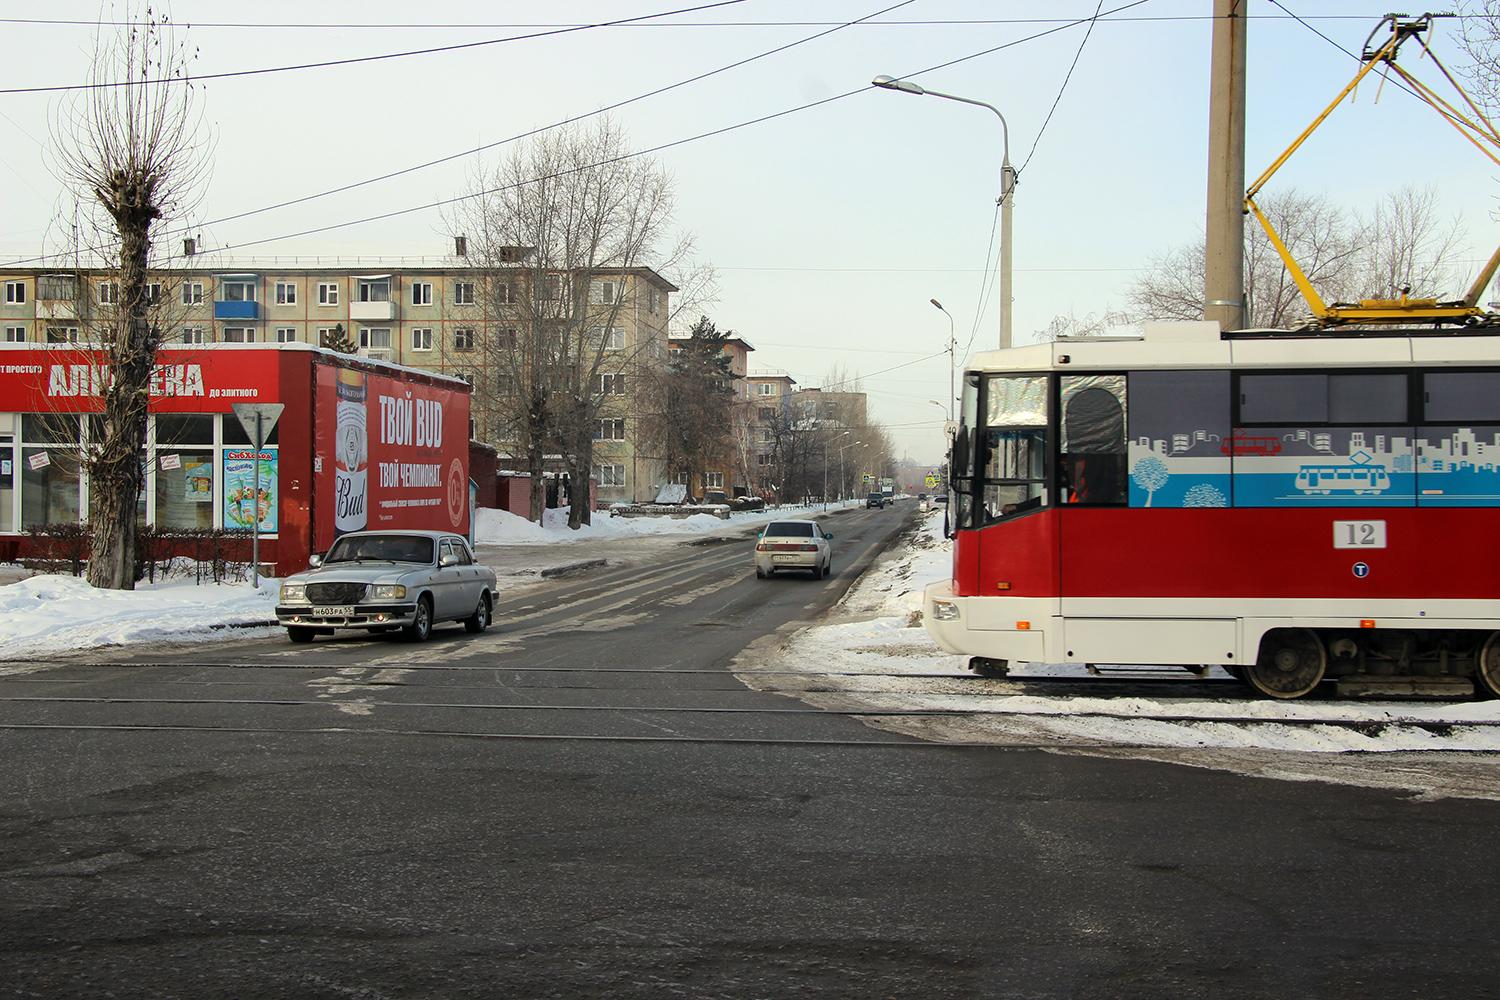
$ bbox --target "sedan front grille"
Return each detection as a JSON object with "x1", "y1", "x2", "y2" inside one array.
[{"x1": 307, "y1": 582, "x2": 368, "y2": 605}]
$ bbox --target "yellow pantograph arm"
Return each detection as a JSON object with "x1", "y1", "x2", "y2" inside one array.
[{"x1": 1245, "y1": 197, "x2": 1330, "y2": 318}]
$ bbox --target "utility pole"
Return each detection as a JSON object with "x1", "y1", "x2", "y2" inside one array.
[{"x1": 1204, "y1": 0, "x2": 1247, "y2": 331}]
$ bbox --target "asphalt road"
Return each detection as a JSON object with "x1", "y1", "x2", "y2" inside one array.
[{"x1": 2, "y1": 500, "x2": 1499, "y2": 999}]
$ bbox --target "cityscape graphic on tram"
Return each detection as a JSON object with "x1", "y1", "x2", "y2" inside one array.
[{"x1": 1126, "y1": 425, "x2": 1500, "y2": 508}]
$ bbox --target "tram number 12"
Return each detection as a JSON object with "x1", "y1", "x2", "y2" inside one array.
[{"x1": 1333, "y1": 520, "x2": 1387, "y2": 549}]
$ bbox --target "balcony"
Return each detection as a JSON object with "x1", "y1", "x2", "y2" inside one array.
[
  {"x1": 37, "y1": 300, "x2": 78, "y2": 320},
  {"x1": 214, "y1": 300, "x2": 260, "y2": 321},
  {"x1": 350, "y1": 300, "x2": 395, "y2": 322}
]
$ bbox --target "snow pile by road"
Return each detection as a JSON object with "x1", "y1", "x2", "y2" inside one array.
[
  {"x1": 476, "y1": 501, "x2": 861, "y2": 546},
  {"x1": 742, "y1": 511, "x2": 1500, "y2": 755},
  {"x1": 0, "y1": 574, "x2": 278, "y2": 667}
]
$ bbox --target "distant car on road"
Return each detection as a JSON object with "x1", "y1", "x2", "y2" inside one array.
[
  {"x1": 276, "y1": 530, "x2": 497, "y2": 643},
  {"x1": 866, "y1": 492, "x2": 886, "y2": 509},
  {"x1": 754, "y1": 520, "x2": 834, "y2": 579}
]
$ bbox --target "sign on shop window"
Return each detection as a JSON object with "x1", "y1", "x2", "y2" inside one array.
[{"x1": 222, "y1": 450, "x2": 278, "y2": 532}]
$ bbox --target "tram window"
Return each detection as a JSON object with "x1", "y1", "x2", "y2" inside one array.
[
  {"x1": 1060, "y1": 374, "x2": 1126, "y2": 504},
  {"x1": 984, "y1": 428, "x2": 1046, "y2": 481},
  {"x1": 984, "y1": 375, "x2": 1047, "y2": 426},
  {"x1": 1239, "y1": 374, "x2": 1326, "y2": 423},
  {"x1": 983, "y1": 482, "x2": 1045, "y2": 523},
  {"x1": 954, "y1": 373, "x2": 980, "y2": 479},
  {"x1": 1329, "y1": 373, "x2": 1406, "y2": 423},
  {"x1": 1424, "y1": 371, "x2": 1500, "y2": 422}
]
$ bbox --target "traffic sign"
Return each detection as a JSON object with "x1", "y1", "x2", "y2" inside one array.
[{"x1": 232, "y1": 403, "x2": 285, "y2": 449}]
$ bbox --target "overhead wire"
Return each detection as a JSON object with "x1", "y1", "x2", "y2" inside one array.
[{"x1": 0, "y1": 0, "x2": 751, "y2": 95}]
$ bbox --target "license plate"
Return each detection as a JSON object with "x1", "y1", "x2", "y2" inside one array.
[
  {"x1": 312, "y1": 605, "x2": 355, "y2": 616},
  {"x1": 772, "y1": 555, "x2": 799, "y2": 563}
]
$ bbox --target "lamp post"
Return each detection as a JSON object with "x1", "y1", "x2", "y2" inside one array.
[
  {"x1": 823, "y1": 430, "x2": 850, "y2": 511},
  {"x1": 875, "y1": 75, "x2": 1016, "y2": 349},
  {"x1": 930, "y1": 298, "x2": 956, "y2": 418},
  {"x1": 837, "y1": 438, "x2": 858, "y2": 502}
]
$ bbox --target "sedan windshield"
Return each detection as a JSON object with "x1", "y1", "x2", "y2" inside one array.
[
  {"x1": 326, "y1": 535, "x2": 434, "y2": 564},
  {"x1": 762, "y1": 523, "x2": 815, "y2": 538}
]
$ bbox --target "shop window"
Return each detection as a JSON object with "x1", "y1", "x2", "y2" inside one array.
[
  {"x1": 221, "y1": 413, "x2": 279, "y2": 446},
  {"x1": 0, "y1": 434, "x2": 13, "y2": 532},
  {"x1": 156, "y1": 414, "x2": 214, "y2": 446},
  {"x1": 21, "y1": 448, "x2": 81, "y2": 528},
  {"x1": 155, "y1": 450, "x2": 214, "y2": 529}
]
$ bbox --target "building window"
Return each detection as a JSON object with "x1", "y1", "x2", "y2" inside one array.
[
  {"x1": 360, "y1": 328, "x2": 392, "y2": 350},
  {"x1": 180, "y1": 326, "x2": 206, "y2": 344},
  {"x1": 38, "y1": 275, "x2": 77, "y2": 300},
  {"x1": 357, "y1": 277, "x2": 390, "y2": 303},
  {"x1": 45, "y1": 326, "x2": 79, "y2": 344},
  {"x1": 98, "y1": 281, "x2": 118, "y2": 305},
  {"x1": 412, "y1": 327, "x2": 433, "y2": 351},
  {"x1": 181, "y1": 281, "x2": 204, "y2": 305},
  {"x1": 144, "y1": 282, "x2": 161, "y2": 304},
  {"x1": 493, "y1": 327, "x2": 516, "y2": 350},
  {"x1": 4, "y1": 281, "x2": 24, "y2": 304},
  {"x1": 757, "y1": 454, "x2": 772, "y2": 466},
  {"x1": 757, "y1": 407, "x2": 774, "y2": 421},
  {"x1": 598, "y1": 464, "x2": 625, "y2": 487},
  {"x1": 3, "y1": 326, "x2": 24, "y2": 342},
  {"x1": 453, "y1": 328, "x2": 475, "y2": 352},
  {"x1": 317, "y1": 283, "x2": 340, "y2": 306},
  {"x1": 705, "y1": 472, "x2": 724, "y2": 489},
  {"x1": 220, "y1": 279, "x2": 256, "y2": 302},
  {"x1": 411, "y1": 281, "x2": 432, "y2": 305},
  {"x1": 593, "y1": 373, "x2": 625, "y2": 395},
  {"x1": 760, "y1": 429, "x2": 773, "y2": 443},
  {"x1": 495, "y1": 281, "x2": 515, "y2": 304},
  {"x1": 595, "y1": 327, "x2": 625, "y2": 351},
  {"x1": 274, "y1": 281, "x2": 297, "y2": 305},
  {"x1": 275, "y1": 327, "x2": 297, "y2": 343},
  {"x1": 757, "y1": 383, "x2": 775, "y2": 396},
  {"x1": 452, "y1": 371, "x2": 475, "y2": 386},
  {"x1": 222, "y1": 327, "x2": 255, "y2": 343},
  {"x1": 543, "y1": 274, "x2": 565, "y2": 301},
  {"x1": 595, "y1": 279, "x2": 619, "y2": 305},
  {"x1": 647, "y1": 286, "x2": 662, "y2": 313},
  {"x1": 595, "y1": 418, "x2": 625, "y2": 441},
  {"x1": 454, "y1": 281, "x2": 475, "y2": 305}
]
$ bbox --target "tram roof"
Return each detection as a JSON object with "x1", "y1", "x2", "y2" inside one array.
[{"x1": 968, "y1": 321, "x2": 1500, "y2": 373}]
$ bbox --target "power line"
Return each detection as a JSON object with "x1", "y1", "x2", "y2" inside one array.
[
  {"x1": 0, "y1": 15, "x2": 1471, "y2": 30},
  {"x1": 1017, "y1": 0, "x2": 1108, "y2": 176},
  {"x1": 1, "y1": 1, "x2": 1147, "y2": 268},
  {"x1": 0, "y1": 0, "x2": 750, "y2": 95}
]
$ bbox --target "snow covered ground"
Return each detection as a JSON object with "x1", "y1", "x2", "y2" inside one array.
[
  {"x1": 0, "y1": 574, "x2": 279, "y2": 668},
  {"x1": 737, "y1": 512, "x2": 1500, "y2": 763},
  {"x1": 475, "y1": 500, "x2": 861, "y2": 546}
]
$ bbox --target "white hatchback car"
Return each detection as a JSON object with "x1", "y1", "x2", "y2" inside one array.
[{"x1": 754, "y1": 520, "x2": 834, "y2": 579}]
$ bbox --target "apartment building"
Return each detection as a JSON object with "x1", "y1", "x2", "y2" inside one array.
[
  {"x1": 744, "y1": 369, "x2": 799, "y2": 495},
  {"x1": 666, "y1": 333, "x2": 755, "y2": 497},
  {"x1": 0, "y1": 256, "x2": 678, "y2": 505}
]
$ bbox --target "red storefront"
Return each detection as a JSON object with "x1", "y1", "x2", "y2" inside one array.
[{"x1": 0, "y1": 343, "x2": 471, "y2": 576}]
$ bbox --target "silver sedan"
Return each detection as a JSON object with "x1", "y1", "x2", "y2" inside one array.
[
  {"x1": 276, "y1": 530, "x2": 497, "y2": 643},
  {"x1": 753, "y1": 520, "x2": 834, "y2": 580}
]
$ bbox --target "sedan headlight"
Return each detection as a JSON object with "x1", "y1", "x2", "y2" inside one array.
[
  {"x1": 931, "y1": 600, "x2": 960, "y2": 621},
  {"x1": 371, "y1": 584, "x2": 407, "y2": 600},
  {"x1": 280, "y1": 584, "x2": 306, "y2": 603}
]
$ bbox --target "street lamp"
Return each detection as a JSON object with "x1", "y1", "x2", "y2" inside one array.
[
  {"x1": 836, "y1": 438, "x2": 859, "y2": 502},
  {"x1": 874, "y1": 75, "x2": 1016, "y2": 349},
  {"x1": 823, "y1": 430, "x2": 850, "y2": 511},
  {"x1": 930, "y1": 298, "x2": 956, "y2": 419}
]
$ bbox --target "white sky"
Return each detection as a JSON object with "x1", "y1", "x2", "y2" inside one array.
[{"x1": 1, "y1": 1, "x2": 1495, "y2": 465}]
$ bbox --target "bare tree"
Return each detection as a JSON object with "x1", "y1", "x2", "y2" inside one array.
[
  {"x1": 51, "y1": 7, "x2": 208, "y2": 589},
  {"x1": 1127, "y1": 187, "x2": 1460, "y2": 328},
  {"x1": 447, "y1": 118, "x2": 679, "y2": 527},
  {"x1": 1460, "y1": 1, "x2": 1500, "y2": 114},
  {"x1": 655, "y1": 316, "x2": 738, "y2": 497},
  {"x1": 1034, "y1": 310, "x2": 1133, "y2": 342}
]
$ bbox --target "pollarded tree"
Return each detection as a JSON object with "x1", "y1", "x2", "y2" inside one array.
[{"x1": 52, "y1": 6, "x2": 209, "y2": 589}]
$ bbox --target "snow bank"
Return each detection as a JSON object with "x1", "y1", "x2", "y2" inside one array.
[
  {"x1": 747, "y1": 512, "x2": 1500, "y2": 754},
  {"x1": 0, "y1": 574, "x2": 278, "y2": 666},
  {"x1": 476, "y1": 501, "x2": 862, "y2": 547}
]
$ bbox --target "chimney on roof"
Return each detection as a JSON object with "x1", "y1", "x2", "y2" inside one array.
[
  {"x1": 183, "y1": 237, "x2": 196, "y2": 257},
  {"x1": 454, "y1": 235, "x2": 468, "y2": 258}
]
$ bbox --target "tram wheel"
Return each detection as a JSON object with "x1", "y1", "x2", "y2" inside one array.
[
  {"x1": 970, "y1": 657, "x2": 1009, "y2": 678},
  {"x1": 1247, "y1": 628, "x2": 1326, "y2": 699},
  {"x1": 1478, "y1": 633, "x2": 1500, "y2": 699}
]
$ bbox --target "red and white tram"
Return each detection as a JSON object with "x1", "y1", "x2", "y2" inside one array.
[{"x1": 922, "y1": 321, "x2": 1500, "y2": 699}]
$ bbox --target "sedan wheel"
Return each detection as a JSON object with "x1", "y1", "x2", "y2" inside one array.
[
  {"x1": 464, "y1": 594, "x2": 491, "y2": 634},
  {"x1": 287, "y1": 627, "x2": 316, "y2": 644},
  {"x1": 403, "y1": 596, "x2": 433, "y2": 642}
]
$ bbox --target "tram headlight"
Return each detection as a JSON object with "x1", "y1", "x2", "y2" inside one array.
[{"x1": 932, "y1": 600, "x2": 960, "y2": 621}]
